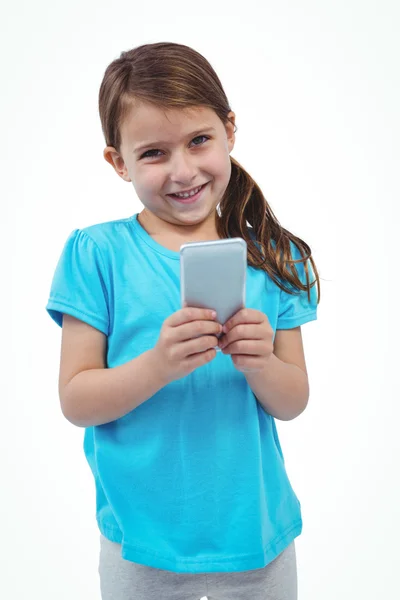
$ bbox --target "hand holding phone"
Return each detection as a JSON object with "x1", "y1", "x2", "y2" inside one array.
[{"x1": 151, "y1": 307, "x2": 222, "y2": 384}]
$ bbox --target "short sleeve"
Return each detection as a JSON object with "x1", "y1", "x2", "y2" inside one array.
[
  {"x1": 45, "y1": 229, "x2": 110, "y2": 335},
  {"x1": 276, "y1": 241, "x2": 318, "y2": 329}
]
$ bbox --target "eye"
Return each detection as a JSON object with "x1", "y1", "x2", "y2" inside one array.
[
  {"x1": 140, "y1": 148, "x2": 162, "y2": 159},
  {"x1": 139, "y1": 135, "x2": 210, "y2": 160},
  {"x1": 191, "y1": 135, "x2": 209, "y2": 146}
]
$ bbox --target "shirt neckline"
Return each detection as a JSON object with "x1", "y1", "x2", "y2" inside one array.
[
  {"x1": 129, "y1": 213, "x2": 181, "y2": 260},
  {"x1": 129, "y1": 213, "x2": 240, "y2": 260}
]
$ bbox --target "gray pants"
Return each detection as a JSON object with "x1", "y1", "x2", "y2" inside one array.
[{"x1": 98, "y1": 534, "x2": 298, "y2": 600}]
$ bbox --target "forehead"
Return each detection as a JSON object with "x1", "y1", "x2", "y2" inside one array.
[{"x1": 120, "y1": 102, "x2": 219, "y2": 146}]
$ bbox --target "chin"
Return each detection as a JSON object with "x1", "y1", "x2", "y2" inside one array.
[{"x1": 176, "y1": 208, "x2": 215, "y2": 223}]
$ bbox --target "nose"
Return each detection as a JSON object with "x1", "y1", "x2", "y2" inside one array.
[{"x1": 169, "y1": 152, "x2": 198, "y2": 185}]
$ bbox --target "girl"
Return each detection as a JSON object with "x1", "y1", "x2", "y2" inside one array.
[{"x1": 46, "y1": 42, "x2": 320, "y2": 600}]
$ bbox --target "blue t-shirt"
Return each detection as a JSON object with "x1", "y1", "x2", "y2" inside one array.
[{"x1": 46, "y1": 213, "x2": 318, "y2": 573}]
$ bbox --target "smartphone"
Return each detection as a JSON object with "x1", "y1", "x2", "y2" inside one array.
[{"x1": 180, "y1": 238, "x2": 247, "y2": 349}]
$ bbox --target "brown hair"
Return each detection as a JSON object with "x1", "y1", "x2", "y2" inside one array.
[{"x1": 98, "y1": 42, "x2": 320, "y2": 303}]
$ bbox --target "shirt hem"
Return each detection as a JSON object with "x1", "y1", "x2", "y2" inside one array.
[
  {"x1": 46, "y1": 299, "x2": 109, "y2": 336},
  {"x1": 276, "y1": 311, "x2": 317, "y2": 329},
  {"x1": 97, "y1": 517, "x2": 302, "y2": 573}
]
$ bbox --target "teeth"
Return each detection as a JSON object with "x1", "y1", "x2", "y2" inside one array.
[{"x1": 174, "y1": 185, "x2": 202, "y2": 198}]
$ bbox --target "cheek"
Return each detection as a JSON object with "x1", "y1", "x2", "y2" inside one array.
[
  {"x1": 206, "y1": 149, "x2": 231, "y2": 180},
  {"x1": 134, "y1": 170, "x2": 164, "y2": 195},
  {"x1": 212, "y1": 153, "x2": 232, "y2": 187}
]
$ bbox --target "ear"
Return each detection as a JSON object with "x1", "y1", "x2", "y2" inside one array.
[
  {"x1": 103, "y1": 146, "x2": 131, "y2": 182},
  {"x1": 225, "y1": 111, "x2": 236, "y2": 153}
]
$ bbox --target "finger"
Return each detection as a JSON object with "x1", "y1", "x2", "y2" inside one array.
[
  {"x1": 232, "y1": 354, "x2": 265, "y2": 372},
  {"x1": 183, "y1": 335, "x2": 220, "y2": 357},
  {"x1": 176, "y1": 320, "x2": 222, "y2": 343},
  {"x1": 221, "y1": 339, "x2": 267, "y2": 355},
  {"x1": 169, "y1": 307, "x2": 217, "y2": 327},
  {"x1": 219, "y1": 324, "x2": 265, "y2": 348},
  {"x1": 222, "y1": 308, "x2": 266, "y2": 334}
]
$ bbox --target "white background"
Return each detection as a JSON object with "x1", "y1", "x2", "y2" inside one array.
[{"x1": 3, "y1": 0, "x2": 399, "y2": 598}]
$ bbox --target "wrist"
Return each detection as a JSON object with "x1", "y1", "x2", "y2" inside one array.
[{"x1": 146, "y1": 347, "x2": 171, "y2": 389}]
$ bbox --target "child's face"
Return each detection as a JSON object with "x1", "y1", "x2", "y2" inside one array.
[{"x1": 104, "y1": 101, "x2": 235, "y2": 231}]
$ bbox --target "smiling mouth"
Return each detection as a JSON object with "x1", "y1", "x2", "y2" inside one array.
[
  {"x1": 167, "y1": 182, "x2": 208, "y2": 198},
  {"x1": 166, "y1": 182, "x2": 210, "y2": 205}
]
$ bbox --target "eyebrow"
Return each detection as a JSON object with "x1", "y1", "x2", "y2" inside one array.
[{"x1": 133, "y1": 126, "x2": 216, "y2": 153}]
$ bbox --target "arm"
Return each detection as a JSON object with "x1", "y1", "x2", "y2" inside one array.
[
  {"x1": 244, "y1": 327, "x2": 310, "y2": 421},
  {"x1": 63, "y1": 350, "x2": 166, "y2": 428},
  {"x1": 59, "y1": 314, "x2": 166, "y2": 428}
]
